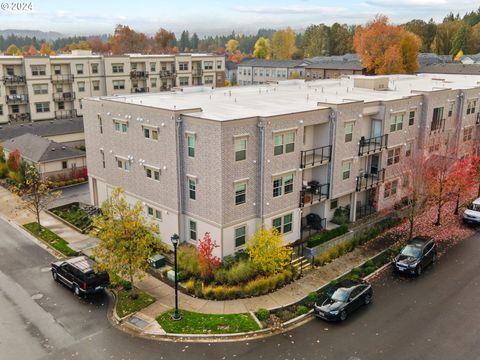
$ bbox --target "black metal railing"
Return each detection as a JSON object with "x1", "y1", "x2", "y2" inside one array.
[
  {"x1": 3, "y1": 75, "x2": 26, "y2": 84},
  {"x1": 53, "y1": 92, "x2": 75, "y2": 102},
  {"x1": 300, "y1": 144, "x2": 332, "y2": 168},
  {"x1": 159, "y1": 70, "x2": 176, "y2": 78},
  {"x1": 5, "y1": 94, "x2": 28, "y2": 104},
  {"x1": 130, "y1": 70, "x2": 149, "y2": 79},
  {"x1": 51, "y1": 74, "x2": 74, "y2": 83},
  {"x1": 299, "y1": 182, "x2": 330, "y2": 207},
  {"x1": 55, "y1": 109, "x2": 77, "y2": 119},
  {"x1": 8, "y1": 113, "x2": 30, "y2": 122},
  {"x1": 476, "y1": 112, "x2": 480, "y2": 125},
  {"x1": 356, "y1": 204, "x2": 376, "y2": 220},
  {"x1": 302, "y1": 215, "x2": 327, "y2": 233},
  {"x1": 358, "y1": 134, "x2": 388, "y2": 156},
  {"x1": 131, "y1": 87, "x2": 149, "y2": 93},
  {"x1": 355, "y1": 168, "x2": 385, "y2": 192}
]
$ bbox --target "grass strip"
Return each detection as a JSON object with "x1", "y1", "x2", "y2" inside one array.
[
  {"x1": 24, "y1": 222, "x2": 78, "y2": 257},
  {"x1": 116, "y1": 289, "x2": 156, "y2": 318}
]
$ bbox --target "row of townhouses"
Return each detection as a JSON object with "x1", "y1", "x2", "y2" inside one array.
[
  {"x1": 0, "y1": 50, "x2": 225, "y2": 124},
  {"x1": 83, "y1": 74, "x2": 480, "y2": 258}
]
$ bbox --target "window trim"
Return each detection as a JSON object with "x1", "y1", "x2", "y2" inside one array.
[
  {"x1": 272, "y1": 213, "x2": 293, "y2": 234},
  {"x1": 342, "y1": 160, "x2": 352, "y2": 180},
  {"x1": 235, "y1": 182, "x2": 247, "y2": 205},
  {"x1": 188, "y1": 177, "x2": 197, "y2": 200},
  {"x1": 189, "y1": 219, "x2": 197, "y2": 242},
  {"x1": 186, "y1": 133, "x2": 196, "y2": 158},
  {"x1": 344, "y1": 122, "x2": 354, "y2": 143},
  {"x1": 234, "y1": 225, "x2": 247, "y2": 249},
  {"x1": 234, "y1": 137, "x2": 247, "y2": 162}
]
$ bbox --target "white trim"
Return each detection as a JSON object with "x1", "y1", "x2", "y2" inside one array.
[
  {"x1": 233, "y1": 133, "x2": 250, "y2": 138},
  {"x1": 143, "y1": 164, "x2": 161, "y2": 171},
  {"x1": 271, "y1": 168, "x2": 296, "y2": 177},
  {"x1": 272, "y1": 127, "x2": 298, "y2": 134},
  {"x1": 112, "y1": 117, "x2": 129, "y2": 124},
  {"x1": 234, "y1": 177, "x2": 250, "y2": 183}
]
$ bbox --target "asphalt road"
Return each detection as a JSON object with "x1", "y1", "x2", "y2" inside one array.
[
  {"x1": 50, "y1": 183, "x2": 90, "y2": 208},
  {"x1": 1, "y1": 216, "x2": 479, "y2": 360}
]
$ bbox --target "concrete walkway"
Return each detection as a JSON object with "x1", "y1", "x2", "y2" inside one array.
[{"x1": 0, "y1": 185, "x2": 381, "y2": 317}]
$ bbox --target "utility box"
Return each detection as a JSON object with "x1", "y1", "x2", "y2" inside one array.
[{"x1": 149, "y1": 254, "x2": 166, "y2": 269}]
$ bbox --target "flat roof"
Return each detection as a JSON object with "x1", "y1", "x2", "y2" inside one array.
[{"x1": 94, "y1": 74, "x2": 480, "y2": 121}]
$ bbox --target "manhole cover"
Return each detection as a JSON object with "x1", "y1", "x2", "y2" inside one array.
[
  {"x1": 40, "y1": 267, "x2": 51, "y2": 273},
  {"x1": 127, "y1": 316, "x2": 149, "y2": 330},
  {"x1": 31, "y1": 293, "x2": 44, "y2": 300}
]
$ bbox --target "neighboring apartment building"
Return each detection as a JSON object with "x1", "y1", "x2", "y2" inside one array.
[
  {"x1": 83, "y1": 74, "x2": 480, "y2": 258},
  {"x1": 225, "y1": 60, "x2": 238, "y2": 85},
  {"x1": 237, "y1": 59, "x2": 305, "y2": 85},
  {"x1": 303, "y1": 54, "x2": 364, "y2": 80},
  {"x1": 0, "y1": 50, "x2": 225, "y2": 124}
]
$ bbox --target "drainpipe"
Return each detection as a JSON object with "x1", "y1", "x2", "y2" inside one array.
[
  {"x1": 453, "y1": 91, "x2": 465, "y2": 157},
  {"x1": 257, "y1": 118, "x2": 266, "y2": 225},
  {"x1": 175, "y1": 113, "x2": 184, "y2": 241},
  {"x1": 328, "y1": 108, "x2": 337, "y2": 221}
]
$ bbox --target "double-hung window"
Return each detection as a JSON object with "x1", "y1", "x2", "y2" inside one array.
[
  {"x1": 342, "y1": 160, "x2": 351, "y2": 180},
  {"x1": 189, "y1": 220, "x2": 197, "y2": 241},
  {"x1": 274, "y1": 131, "x2": 295, "y2": 155},
  {"x1": 390, "y1": 113, "x2": 404, "y2": 132},
  {"x1": 344, "y1": 122, "x2": 354, "y2": 142},
  {"x1": 272, "y1": 213, "x2": 293, "y2": 234},
  {"x1": 235, "y1": 182, "x2": 247, "y2": 205},
  {"x1": 114, "y1": 121, "x2": 128, "y2": 133},
  {"x1": 273, "y1": 174, "x2": 294, "y2": 197},
  {"x1": 387, "y1": 147, "x2": 401, "y2": 166},
  {"x1": 188, "y1": 178, "x2": 196, "y2": 200},
  {"x1": 408, "y1": 111, "x2": 415, "y2": 126},
  {"x1": 235, "y1": 226, "x2": 246, "y2": 248},
  {"x1": 187, "y1": 134, "x2": 195, "y2": 157},
  {"x1": 235, "y1": 138, "x2": 247, "y2": 161}
]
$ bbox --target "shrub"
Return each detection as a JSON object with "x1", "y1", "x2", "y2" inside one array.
[
  {"x1": 331, "y1": 207, "x2": 349, "y2": 225},
  {"x1": 177, "y1": 244, "x2": 199, "y2": 278},
  {"x1": 185, "y1": 279, "x2": 195, "y2": 293},
  {"x1": 256, "y1": 308, "x2": 270, "y2": 321},
  {"x1": 213, "y1": 268, "x2": 229, "y2": 284},
  {"x1": 295, "y1": 305, "x2": 308, "y2": 316},
  {"x1": 226, "y1": 259, "x2": 257, "y2": 285},
  {"x1": 305, "y1": 291, "x2": 318, "y2": 305},
  {"x1": 8, "y1": 170, "x2": 22, "y2": 184},
  {"x1": 0, "y1": 163, "x2": 8, "y2": 178},
  {"x1": 307, "y1": 224, "x2": 349, "y2": 248}
]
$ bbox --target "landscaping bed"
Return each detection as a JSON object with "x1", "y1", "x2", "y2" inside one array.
[
  {"x1": 23, "y1": 222, "x2": 78, "y2": 257},
  {"x1": 50, "y1": 203, "x2": 93, "y2": 233},
  {"x1": 157, "y1": 309, "x2": 260, "y2": 334},
  {"x1": 116, "y1": 289, "x2": 156, "y2": 318}
]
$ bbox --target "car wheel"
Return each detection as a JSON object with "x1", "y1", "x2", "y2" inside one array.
[
  {"x1": 416, "y1": 265, "x2": 422, "y2": 276},
  {"x1": 432, "y1": 252, "x2": 437, "y2": 264},
  {"x1": 74, "y1": 285, "x2": 81, "y2": 297},
  {"x1": 340, "y1": 310, "x2": 348, "y2": 321},
  {"x1": 364, "y1": 294, "x2": 372, "y2": 305},
  {"x1": 52, "y1": 271, "x2": 58, "y2": 281}
]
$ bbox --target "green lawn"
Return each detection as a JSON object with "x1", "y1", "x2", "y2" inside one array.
[
  {"x1": 116, "y1": 289, "x2": 156, "y2": 318},
  {"x1": 157, "y1": 309, "x2": 260, "y2": 334},
  {"x1": 24, "y1": 222, "x2": 78, "y2": 257}
]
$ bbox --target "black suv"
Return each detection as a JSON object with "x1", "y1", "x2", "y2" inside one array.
[
  {"x1": 393, "y1": 236, "x2": 437, "y2": 276},
  {"x1": 51, "y1": 256, "x2": 109, "y2": 296}
]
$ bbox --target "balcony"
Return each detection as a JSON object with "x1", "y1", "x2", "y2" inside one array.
[
  {"x1": 159, "y1": 70, "x2": 176, "y2": 78},
  {"x1": 8, "y1": 113, "x2": 30, "y2": 122},
  {"x1": 51, "y1": 74, "x2": 74, "y2": 83},
  {"x1": 3, "y1": 75, "x2": 26, "y2": 85},
  {"x1": 130, "y1": 70, "x2": 149, "y2": 79},
  {"x1": 358, "y1": 134, "x2": 388, "y2": 156},
  {"x1": 5, "y1": 94, "x2": 28, "y2": 104},
  {"x1": 299, "y1": 181, "x2": 330, "y2": 208},
  {"x1": 300, "y1": 145, "x2": 331, "y2": 168},
  {"x1": 131, "y1": 87, "x2": 149, "y2": 93},
  {"x1": 355, "y1": 168, "x2": 385, "y2": 192},
  {"x1": 55, "y1": 109, "x2": 78, "y2": 119},
  {"x1": 476, "y1": 113, "x2": 480, "y2": 125},
  {"x1": 53, "y1": 92, "x2": 75, "y2": 102},
  {"x1": 192, "y1": 68, "x2": 203, "y2": 77},
  {"x1": 301, "y1": 214, "x2": 327, "y2": 240}
]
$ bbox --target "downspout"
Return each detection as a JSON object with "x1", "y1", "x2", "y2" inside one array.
[
  {"x1": 175, "y1": 113, "x2": 184, "y2": 241},
  {"x1": 257, "y1": 118, "x2": 266, "y2": 224},
  {"x1": 454, "y1": 91, "x2": 465, "y2": 157},
  {"x1": 328, "y1": 108, "x2": 337, "y2": 208}
]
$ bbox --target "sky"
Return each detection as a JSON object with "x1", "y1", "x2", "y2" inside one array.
[{"x1": 0, "y1": 0, "x2": 477, "y2": 36}]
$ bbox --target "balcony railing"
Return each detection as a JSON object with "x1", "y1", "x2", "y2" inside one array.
[
  {"x1": 53, "y1": 92, "x2": 75, "y2": 102},
  {"x1": 356, "y1": 204, "x2": 376, "y2": 220},
  {"x1": 131, "y1": 87, "x2": 149, "y2": 93},
  {"x1": 159, "y1": 70, "x2": 176, "y2": 78},
  {"x1": 3, "y1": 75, "x2": 26, "y2": 84},
  {"x1": 300, "y1": 145, "x2": 332, "y2": 168},
  {"x1": 299, "y1": 182, "x2": 330, "y2": 208},
  {"x1": 476, "y1": 112, "x2": 480, "y2": 125},
  {"x1": 130, "y1": 70, "x2": 149, "y2": 79},
  {"x1": 192, "y1": 68, "x2": 203, "y2": 76},
  {"x1": 51, "y1": 74, "x2": 74, "y2": 83},
  {"x1": 8, "y1": 113, "x2": 30, "y2": 122},
  {"x1": 358, "y1": 134, "x2": 388, "y2": 156},
  {"x1": 355, "y1": 168, "x2": 385, "y2": 192},
  {"x1": 5, "y1": 94, "x2": 28, "y2": 104},
  {"x1": 55, "y1": 109, "x2": 77, "y2": 119}
]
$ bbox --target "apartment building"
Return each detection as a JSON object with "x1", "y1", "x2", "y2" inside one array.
[
  {"x1": 0, "y1": 50, "x2": 225, "y2": 124},
  {"x1": 237, "y1": 59, "x2": 305, "y2": 85},
  {"x1": 304, "y1": 54, "x2": 365, "y2": 80},
  {"x1": 83, "y1": 74, "x2": 480, "y2": 258}
]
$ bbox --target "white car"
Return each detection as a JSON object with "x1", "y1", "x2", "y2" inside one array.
[{"x1": 463, "y1": 198, "x2": 480, "y2": 225}]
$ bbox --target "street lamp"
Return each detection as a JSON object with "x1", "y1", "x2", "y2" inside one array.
[{"x1": 170, "y1": 233, "x2": 181, "y2": 321}]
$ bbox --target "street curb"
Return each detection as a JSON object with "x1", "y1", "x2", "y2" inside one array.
[{"x1": 52, "y1": 181, "x2": 89, "y2": 191}]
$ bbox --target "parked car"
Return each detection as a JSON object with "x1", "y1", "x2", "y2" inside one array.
[
  {"x1": 51, "y1": 256, "x2": 109, "y2": 296},
  {"x1": 463, "y1": 198, "x2": 480, "y2": 225},
  {"x1": 393, "y1": 236, "x2": 437, "y2": 276},
  {"x1": 314, "y1": 279, "x2": 373, "y2": 321}
]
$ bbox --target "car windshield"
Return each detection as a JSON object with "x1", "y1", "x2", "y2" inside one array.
[
  {"x1": 330, "y1": 288, "x2": 350, "y2": 302},
  {"x1": 468, "y1": 203, "x2": 480, "y2": 211},
  {"x1": 401, "y1": 245, "x2": 422, "y2": 258}
]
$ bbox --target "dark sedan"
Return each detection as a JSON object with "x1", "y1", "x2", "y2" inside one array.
[
  {"x1": 393, "y1": 236, "x2": 437, "y2": 276},
  {"x1": 314, "y1": 279, "x2": 373, "y2": 321}
]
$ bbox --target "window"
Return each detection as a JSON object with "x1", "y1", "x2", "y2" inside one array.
[
  {"x1": 204, "y1": 75, "x2": 214, "y2": 84},
  {"x1": 408, "y1": 111, "x2": 415, "y2": 126},
  {"x1": 179, "y1": 62, "x2": 189, "y2": 71},
  {"x1": 179, "y1": 77, "x2": 189, "y2": 86},
  {"x1": 53, "y1": 65, "x2": 61, "y2": 75},
  {"x1": 113, "y1": 80, "x2": 125, "y2": 90},
  {"x1": 342, "y1": 161, "x2": 351, "y2": 180},
  {"x1": 188, "y1": 178, "x2": 196, "y2": 200},
  {"x1": 117, "y1": 159, "x2": 130, "y2": 171},
  {"x1": 31, "y1": 65, "x2": 46, "y2": 76},
  {"x1": 189, "y1": 220, "x2": 197, "y2": 241},
  {"x1": 273, "y1": 174, "x2": 294, "y2": 197},
  {"x1": 405, "y1": 142, "x2": 412, "y2": 157},
  {"x1": 331, "y1": 199, "x2": 338, "y2": 210},
  {"x1": 92, "y1": 80, "x2": 100, "y2": 91},
  {"x1": 235, "y1": 182, "x2": 247, "y2": 205},
  {"x1": 91, "y1": 63, "x2": 98, "y2": 74},
  {"x1": 187, "y1": 134, "x2": 195, "y2": 157},
  {"x1": 147, "y1": 206, "x2": 162, "y2": 220},
  {"x1": 32, "y1": 83, "x2": 48, "y2": 95},
  {"x1": 273, "y1": 177, "x2": 283, "y2": 197},
  {"x1": 62, "y1": 161, "x2": 68, "y2": 169},
  {"x1": 235, "y1": 138, "x2": 247, "y2": 161},
  {"x1": 146, "y1": 168, "x2": 160, "y2": 180},
  {"x1": 100, "y1": 150, "x2": 105, "y2": 168},
  {"x1": 144, "y1": 127, "x2": 158, "y2": 140},
  {"x1": 274, "y1": 132, "x2": 295, "y2": 155},
  {"x1": 384, "y1": 179, "x2": 399, "y2": 198},
  {"x1": 387, "y1": 147, "x2": 401, "y2": 166},
  {"x1": 390, "y1": 113, "x2": 404, "y2": 132},
  {"x1": 98, "y1": 115, "x2": 103, "y2": 134},
  {"x1": 0, "y1": 105, "x2": 3, "y2": 116},
  {"x1": 35, "y1": 102, "x2": 50, "y2": 113},
  {"x1": 76, "y1": 64, "x2": 84, "y2": 75},
  {"x1": 448, "y1": 101, "x2": 455, "y2": 117},
  {"x1": 431, "y1": 107, "x2": 444, "y2": 131},
  {"x1": 235, "y1": 226, "x2": 246, "y2": 248},
  {"x1": 78, "y1": 81, "x2": 85, "y2": 92},
  {"x1": 463, "y1": 127, "x2": 473, "y2": 142},
  {"x1": 272, "y1": 213, "x2": 293, "y2": 234},
  {"x1": 150, "y1": 62, "x2": 156, "y2": 72},
  {"x1": 284, "y1": 174, "x2": 294, "y2": 194},
  {"x1": 467, "y1": 99, "x2": 478, "y2": 115},
  {"x1": 216, "y1": 61, "x2": 222, "y2": 70},
  {"x1": 114, "y1": 121, "x2": 128, "y2": 133},
  {"x1": 151, "y1": 78, "x2": 157, "y2": 88},
  {"x1": 204, "y1": 61, "x2": 213, "y2": 70},
  {"x1": 58, "y1": 101, "x2": 65, "y2": 110},
  {"x1": 344, "y1": 122, "x2": 354, "y2": 142},
  {"x1": 112, "y1": 63, "x2": 124, "y2": 73},
  {"x1": 11, "y1": 104, "x2": 19, "y2": 113}
]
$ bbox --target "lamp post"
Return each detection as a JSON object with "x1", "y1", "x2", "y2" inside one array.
[{"x1": 170, "y1": 233, "x2": 181, "y2": 321}]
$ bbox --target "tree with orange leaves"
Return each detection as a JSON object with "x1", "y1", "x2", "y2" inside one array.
[
  {"x1": 353, "y1": 15, "x2": 421, "y2": 75},
  {"x1": 446, "y1": 158, "x2": 475, "y2": 214},
  {"x1": 153, "y1": 28, "x2": 176, "y2": 53},
  {"x1": 24, "y1": 45, "x2": 38, "y2": 56},
  {"x1": 39, "y1": 42, "x2": 55, "y2": 55},
  {"x1": 109, "y1": 25, "x2": 149, "y2": 54}
]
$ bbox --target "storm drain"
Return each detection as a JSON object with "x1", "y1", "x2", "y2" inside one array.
[{"x1": 127, "y1": 316, "x2": 149, "y2": 329}]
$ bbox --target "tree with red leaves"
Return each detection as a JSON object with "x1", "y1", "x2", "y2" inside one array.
[
  {"x1": 468, "y1": 154, "x2": 480, "y2": 197},
  {"x1": 197, "y1": 232, "x2": 220, "y2": 280},
  {"x1": 6, "y1": 149, "x2": 21, "y2": 172},
  {"x1": 446, "y1": 158, "x2": 476, "y2": 214}
]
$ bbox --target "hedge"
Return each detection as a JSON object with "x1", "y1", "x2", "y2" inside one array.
[{"x1": 307, "y1": 224, "x2": 349, "y2": 248}]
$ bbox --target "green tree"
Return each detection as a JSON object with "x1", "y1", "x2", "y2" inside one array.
[
  {"x1": 329, "y1": 23, "x2": 354, "y2": 55},
  {"x1": 271, "y1": 27, "x2": 297, "y2": 60},
  {"x1": 301, "y1": 24, "x2": 330, "y2": 57},
  {"x1": 92, "y1": 187, "x2": 166, "y2": 298},
  {"x1": 253, "y1": 37, "x2": 271, "y2": 59},
  {"x1": 190, "y1": 33, "x2": 199, "y2": 51},
  {"x1": 431, "y1": 20, "x2": 462, "y2": 54},
  {"x1": 6, "y1": 44, "x2": 21, "y2": 55},
  {"x1": 404, "y1": 19, "x2": 437, "y2": 53},
  {"x1": 469, "y1": 23, "x2": 480, "y2": 54},
  {"x1": 246, "y1": 226, "x2": 292, "y2": 275},
  {"x1": 450, "y1": 24, "x2": 470, "y2": 56}
]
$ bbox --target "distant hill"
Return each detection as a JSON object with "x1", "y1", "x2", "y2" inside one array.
[{"x1": 0, "y1": 29, "x2": 64, "y2": 40}]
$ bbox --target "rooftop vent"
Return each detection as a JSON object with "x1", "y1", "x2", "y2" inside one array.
[{"x1": 353, "y1": 77, "x2": 389, "y2": 91}]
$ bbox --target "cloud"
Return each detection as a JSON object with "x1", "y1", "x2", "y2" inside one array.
[
  {"x1": 365, "y1": 0, "x2": 473, "y2": 8},
  {"x1": 232, "y1": 5, "x2": 347, "y2": 16}
]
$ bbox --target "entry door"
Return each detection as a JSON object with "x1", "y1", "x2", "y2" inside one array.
[
  {"x1": 371, "y1": 120, "x2": 382, "y2": 138},
  {"x1": 369, "y1": 154, "x2": 379, "y2": 175}
]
